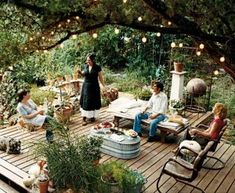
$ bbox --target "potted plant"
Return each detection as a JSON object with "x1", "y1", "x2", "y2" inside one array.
[
  {"x1": 78, "y1": 136, "x2": 103, "y2": 165},
  {"x1": 169, "y1": 99, "x2": 185, "y2": 115},
  {"x1": 34, "y1": 124, "x2": 100, "y2": 193},
  {"x1": 170, "y1": 50, "x2": 185, "y2": 72},
  {"x1": 99, "y1": 161, "x2": 146, "y2": 193},
  {"x1": 38, "y1": 173, "x2": 49, "y2": 193}
]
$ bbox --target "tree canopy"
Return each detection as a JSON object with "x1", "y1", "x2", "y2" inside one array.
[{"x1": 0, "y1": 0, "x2": 234, "y2": 79}]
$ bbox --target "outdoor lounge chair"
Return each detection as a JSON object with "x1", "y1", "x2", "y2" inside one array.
[
  {"x1": 156, "y1": 140, "x2": 215, "y2": 193},
  {"x1": 199, "y1": 119, "x2": 229, "y2": 170}
]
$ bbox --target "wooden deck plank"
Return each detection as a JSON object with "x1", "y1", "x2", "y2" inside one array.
[
  {"x1": 0, "y1": 179, "x2": 20, "y2": 193},
  {"x1": 0, "y1": 108, "x2": 234, "y2": 193}
]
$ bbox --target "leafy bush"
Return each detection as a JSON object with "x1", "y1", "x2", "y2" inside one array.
[
  {"x1": 30, "y1": 86, "x2": 56, "y2": 105},
  {"x1": 35, "y1": 123, "x2": 101, "y2": 193}
]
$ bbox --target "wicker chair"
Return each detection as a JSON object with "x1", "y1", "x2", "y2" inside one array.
[{"x1": 156, "y1": 141, "x2": 215, "y2": 193}]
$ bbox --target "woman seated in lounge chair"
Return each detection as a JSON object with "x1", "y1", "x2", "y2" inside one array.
[
  {"x1": 183, "y1": 102, "x2": 227, "y2": 147},
  {"x1": 17, "y1": 89, "x2": 54, "y2": 142}
]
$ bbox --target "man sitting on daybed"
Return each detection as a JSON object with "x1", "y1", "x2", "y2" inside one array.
[{"x1": 133, "y1": 81, "x2": 168, "y2": 142}]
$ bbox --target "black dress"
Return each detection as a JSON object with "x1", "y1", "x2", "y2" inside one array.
[{"x1": 80, "y1": 64, "x2": 102, "y2": 111}]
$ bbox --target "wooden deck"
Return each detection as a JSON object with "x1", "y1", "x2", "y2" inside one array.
[{"x1": 0, "y1": 108, "x2": 235, "y2": 193}]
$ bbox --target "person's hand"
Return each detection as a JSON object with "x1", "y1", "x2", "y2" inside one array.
[
  {"x1": 101, "y1": 86, "x2": 107, "y2": 92},
  {"x1": 149, "y1": 114, "x2": 155, "y2": 119},
  {"x1": 189, "y1": 129, "x2": 197, "y2": 136}
]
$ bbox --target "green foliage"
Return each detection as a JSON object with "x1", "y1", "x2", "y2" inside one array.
[
  {"x1": 30, "y1": 86, "x2": 56, "y2": 105},
  {"x1": 99, "y1": 161, "x2": 145, "y2": 192},
  {"x1": 133, "y1": 88, "x2": 152, "y2": 101},
  {"x1": 78, "y1": 136, "x2": 103, "y2": 161},
  {"x1": 0, "y1": 70, "x2": 29, "y2": 118},
  {"x1": 35, "y1": 124, "x2": 101, "y2": 193}
]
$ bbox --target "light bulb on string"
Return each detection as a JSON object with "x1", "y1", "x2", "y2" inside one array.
[
  {"x1": 50, "y1": 31, "x2": 54, "y2": 35},
  {"x1": 142, "y1": 37, "x2": 147, "y2": 43},
  {"x1": 36, "y1": 50, "x2": 39, "y2": 53},
  {"x1": 168, "y1": 21, "x2": 172, "y2": 26},
  {"x1": 138, "y1": 17, "x2": 142, "y2": 22},
  {"x1": 43, "y1": 50, "x2": 48, "y2": 53},
  {"x1": 214, "y1": 70, "x2": 219, "y2": 76},
  {"x1": 58, "y1": 24, "x2": 62, "y2": 28},
  {"x1": 29, "y1": 37, "x2": 33, "y2": 41},
  {"x1": 179, "y1": 43, "x2": 183, "y2": 47},
  {"x1": 60, "y1": 44, "x2": 64, "y2": 48},
  {"x1": 123, "y1": 0, "x2": 127, "y2": 3},
  {"x1": 196, "y1": 51, "x2": 201, "y2": 56},
  {"x1": 156, "y1": 32, "x2": 161, "y2": 37},
  {"x1": 220, "y1": 56, "x2": 225, "y2": 62},
  {"x1": 171, "y1": 42, "x2": 176, "y2": 48},
  {"x1": 42, "y1": 36, "x2": 45, "y2": 40},
  {"x1": 92, "y1": 33, "x2": 98, "y2": 38},
  {"x1": 76, "y1": 16, "x2": 80, "y2": 20},
  {"x1": 67, "y1": 19, "x2": 71, "y2": 23},
  {"x1": 114, "y1": 28, "x2": 120, "y2": 34},
  {"x1": 199, "y1": 43, "x2": 204, "y2": 49}
]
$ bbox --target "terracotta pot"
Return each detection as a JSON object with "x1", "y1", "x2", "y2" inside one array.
[
  {"x1": 174, "y1": 62, "x2": 183, "y2": 72},
  {"x1": 55, "y1": 105, "x2": 73, "y2": 123},
  {"x1": 38, "y1": 180, "x2": 49, "y2": 193}
]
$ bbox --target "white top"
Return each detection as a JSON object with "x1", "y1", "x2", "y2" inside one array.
[
  {"x1": 17, "y1": 99, "x2": 47, "y2": 126},
  {"x1": 147, "y1": 92, "x2": 168, "y2": 114}
]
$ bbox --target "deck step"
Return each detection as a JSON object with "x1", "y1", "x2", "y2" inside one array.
[{"x1": 0, "y1": 179, "x2": 20, "y2": 193}]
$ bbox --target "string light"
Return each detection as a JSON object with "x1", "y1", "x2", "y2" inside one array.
[
  {"x1": 58, "y1": 24, "x2": 62, "y2": 28},
  {"x1": 50, "y1": 31, "x2": 54, "y2": 35},
  {"x1": 24, "y1": 47, "x2": 27, "y2": 51},
  {"x1": 36, "y1": 50, "x2": 39, "y2": 53},
  {"x1": 199, "y1": 43, "x2": 204, "y2": 49},
  {"x1": 220, "y1": 56, "x2": 225, "y2": 62},
  {"x1": 171, "y1": 42, "x2": 176, "y2": 48},
  {"x1": 114, "y1": 28, "x2": 120, "y2": 34},
  {"x1": 59, "y1": 44, "x2": 64, "y2": 48},
  {"x1": 142, "y1": 37, "x2": 147, "y2": 43},
  {"x1": 67, "y1": 19, "x2": 71, "y2": 23},
  {"x1": 123, "y1": 0, "x2": 127, "y2": 3},
  {"x1": 42, "y1": 36, "x2": 45, "y2": 40},
  {"x1": 29, "y1": 37, "x2": 33, "y2": 41},
  {"x1": 43, "y1": 50, "x2": 48, "y2": 53},
  {"x1": 168, "y1": 21, "x2": 172, "y2": 26},
  {"x1": 156, "y1": 32, "x2": 161, "y2": 37},
  {"x1": 72, "y1": 34, "x2": 77, "y2": 39},
  {"x1": 214, "y1": 70, "x2": 219, "y2": 75},
  {"x1": 196, "y1": 51, "x2": 201, "y2": 56},
  {"x1": 179, "y1": 43, "x2": 183, "y2": 47},
  {"x1": 92, "y1": 33, "x2": 98, "y2": 38},
  {"x1": 138, "y1": 17, "x2": 142, "y2": 22},
  {"x1": 76, "y1": 16, "x2": 80, "y2": 20}
]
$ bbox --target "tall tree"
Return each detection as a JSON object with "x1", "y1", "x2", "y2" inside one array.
[{"x1": 0, "y1": 0, "x2": 234, "y2": 79}]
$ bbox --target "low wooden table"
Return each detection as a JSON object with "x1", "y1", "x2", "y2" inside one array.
[{"x1": 107, "y1": 97, "x2": 189, "y2": 142}]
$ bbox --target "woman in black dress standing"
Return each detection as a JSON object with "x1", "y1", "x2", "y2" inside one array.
[{"x1": 78, "y1": 53, "x2": 106, "y2": 126}]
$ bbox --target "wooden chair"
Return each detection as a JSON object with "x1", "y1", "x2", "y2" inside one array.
[{"x1": 156, "y1": 141, "x2": 215, "y2": 193}]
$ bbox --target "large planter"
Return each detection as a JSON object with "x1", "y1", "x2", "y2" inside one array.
[
  {"x1": 54, "y1": 105, "x2": 73, "y2": 123},
  {"x1": 174, "y1": 62, "x2": 183, "y2": 72},
  {"x1": 101, "y1": 176, "x2": 122, "y2": 193}
]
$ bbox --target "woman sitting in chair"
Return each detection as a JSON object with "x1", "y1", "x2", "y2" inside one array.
[
  {"x1": 184, "y1": 103, "x2": 227, "y2": 147},
  {"x1": 17, "y1": 89, "x2": 53, "y2": 142}
]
